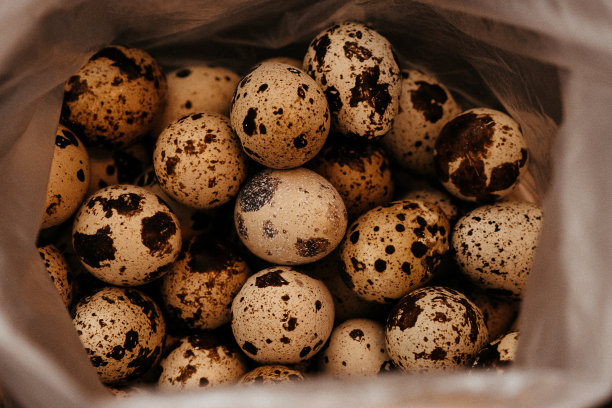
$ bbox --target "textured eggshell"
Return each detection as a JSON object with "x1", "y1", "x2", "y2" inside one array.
[
  {"x1": 452, "y1": 201, "x2": 543, "y2": 298},
  {"x1": 72, "y1": 287, "x2": 166, "y2": 384},
  {"x1": 231, "y1": 267, "x2": 334, "y2": 364},
  {"x1": 472, "y1": 331, "x2": 519, "y2": 371},
  {"x1": 230, "y1": 62, "x2": 330, "y2": 169},
  {"x1": 434, "y1": 108, "x2": 529, "y2": 202},
  {"x1": 303, "y1": 22, "x2": 401, "y2": 140},
  {"x1": 308, "y1": 138, "x2": 394, "y2": 219},
  {"x1": 339, "y1": 200, "x2": 450, "y2": 303},
  {"x1": 161, "y1": 234, "x2": 250, "y2": 330},
  {"x1": 158, "y1": 335, "x2": 247, "y2": 390},
  {"x1": 385, "y1": 286, "x2": 488, "y2": 371},
  {"x1": 400, "y1": 187, "x2": 460, "y2": 225},
  {"x1": 61, "y1": 45, "x2": 167, "y2": 148},
  {"x1": 240, "y1": 365, "x2": 304, "y2": 385},
  {"x1": 153, "y1": 112, "x2": 248, "y2": 209},
  {"x1": 42, "y1": 125, "x2": 90, "y2": 229},
  {"x1": 72, "y1": 184, "x2": 182, "y2": 286},
  {"x1": 382, "y1": 70, "x2": 461, "y2": 176},
  {"x1": 160, "y1": 65, "x2": 240, "y2": 129},
  {"x1": 37, "y1": 244, "x2": 73, "y2": 307},
  {"x1": 319, "y1": 318, "x2": 392, "y2": 377},
  {"x1": 234, "y1": 168, "x2": 347, "y2": 265}
]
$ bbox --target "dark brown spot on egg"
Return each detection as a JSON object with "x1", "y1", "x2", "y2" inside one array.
[
  {"x1": 76, "y1": 169, "x2": 85, "y2": 182},
  {"x1": 55, "y1": 128, "x2": 79, "y2": 148},
  {"x1": 73, "y1": 225, "x2": 116, "y2": 268},
  {"x1": 295, "y1": 237, "x2": 329, "y2": 257},
  {"x1": 177, "y1": 364, "x2": 197, "y2": 382},
  {"x1": 387, "y1": 289, "x2": 429, "y2": 330},
  {"x1": 374, "y1": 259, "x2": 387, "y2": 272},
  {"x1": 315, "y1": 300, "x2": 322, "y2": 310},
  {"x1": 343, "y1": 42, "x2": 372, "y2": 61},
  {"x1": 255, "y1": 270, "x2": 289, "y2": 288},
  {"x1": 283, "y1": 317, "x2": 298, "y2": 331},
  {"x1": 124, "y1": 289, "x2": 161, "y2": 332},
  {"x1": 456, "y1": 297, "x2": 481, "y2": 343},
  {"x1": 109, "y1": 345, "x2": 125, "y2": 360},
  {"x1": 311, "y1": 33, "x2": 331, "y2": 69},
  {"x1": 349, "y1": 230, "x2": 360, "y2": 244},
  {"x1": 263, "y1": 220, "x2": 278, "y2": 238},
  {"x1": 293, "y1": 134, "x2": 308, "y2": 149},
  {"x1": 411, "y1": 241, "x2": 428, "y2": 258},
  {"x1": 401, "y1": 262, "x2": 411, "y2": 275},
  {"x1": 299, "y1": 346, "x2": 311, "y2": 358},
  {"x1": 141, "y1": 212, "x2": 177, "y2": 255},
  {"x1": 165, "y1": 156, "x2": 179, "y2": 176},
  {"x1": 258, "y1": 84, "x2": 268, "y2": 93},
  {"x1": 63, "y1": 75, "x2": 90, "y2": 103},
  {"x1": 176, "y1": 69, "x2": 191, "y2": 77},
  {"x1": 236, "y1": 214, "x2": 248, "y2": 238},
  {"x1": 349, "y1": 329, "x2": 364, "y2": 341},
  {"x1": 242, "y1": 341, "x2": 258, "y2": 355},
  {"x1": 239, "y1": 172, "x2": 280, "y2": 212},
  {"x1": 87, "y1": 193, "x2": 143, "y2": 218},
  {"x1": 324, "y1": 86, "x2": 343, "y2": 113},
  {"x1": 339, "y1": 260, "x2": 355, "y2": 289},
  {"x1": 199, "y1": 377, "x2": 210, "y2": 386},
  {"x1": 349, "y1": 66, "x2": 391, "y2": 117},
  {"x1": 123, "y1": 330, "x2": 139, "y2": 351},
  {"x1": 410, "y1": 81, "x2": 448, "y2": 123},
  {"x1": 243, "y1": 108, "x2": 258, "y2": 136}
]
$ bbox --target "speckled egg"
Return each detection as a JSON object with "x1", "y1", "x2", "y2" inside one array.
[
  {"x1": 240, "y1": 365, "x2": 304, "y2": 385},
  {"x1": 231, "y1": 267, "x2": 334, "y2": 364},
  {"x1": 161, "y1": 234, "x2": 250, "y2": 330},
  {"x1": 385, "y1": 286, "x2": 488, "y2": 371},
  {"x1": 234, "y1": 168, "x2": 347, "y2": 265},
  {"x1": 160, "y1": 65, "x2": 240, "y2": 129},
  {"x1": 308, "y1": 137, "x2": 394, "y2": 219},
  {"x1": 303, "y1": 22, "x2": 401, "y2": 140},
  {"x1": 158, "y1": 335, "x2": 247, "y2": 390},
  {"x1": 339, "y1": 200, "x2": 450, "y2": 303},
  {"x1": 472, "y1": 331, "x2": 519, "y2": 372},
  {"x1": 434, "y1": 108, "x2": 528, "y2": 202},
  {"x1": 400, "y1": 187, "x2": 460, "y2": 225},
  {"x1": 153, "y1": 112, "x2": 247, "y2": 209},
  {"x1": 452, "y1": 201, "x2": 543, "y2": 298},
  {"x1": 72, "y1": 184, "x2": 182, "y2": 286},
  {"x1": 61, "y1": 45, "x2": 167, "y2": 148},
  {"x1": 319, "y1": 318, "x2": 392, "y2": 377},
  {"x1": 41, "y1": 125, "x2": 90, "y2": 229},
  {"x1": 382, "y1": 70, "x2": 461, "y2": 176},
  {"x1": 72, "y1": 286, "x2": 166, "y2": 384},
  {"x1": 37, "y1": 244, "x2": 73, "y2": 307}
]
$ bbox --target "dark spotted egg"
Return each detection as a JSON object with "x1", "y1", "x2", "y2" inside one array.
[
  {"x1": 72, "y1": 286, "x2": 166, "y2": 384},
  {"x1": 240, "y1": 365, "x2": 304, "y2": 385},
  {"x1": 72, "y1": 184, "x2": 181, "y2": 286},
  {"x1": 37, "y1": 244, "x2": 73, "y2": 308},
  {"x1": 303, "y1": 22, "x2": 401, "y2": 140},
  {"x1": 385, "y1": 286, "x2": 488, "y2": 371},
  {"x1": 472, "y1": 331, "x2": 519, "y2": 372},
  {"x1": 230, "y1": 62, "x2": 330, "y2": 169}
]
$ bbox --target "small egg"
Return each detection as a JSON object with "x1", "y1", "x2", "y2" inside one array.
[
  {"x1": 158, "y1": 335, "x2": 247, "y2": 390},
  {"x1": 234, "y1": 168, "x2": 347, "y2": 265},
  {"x1": 319, "y1": 318, "x2": 392, "y2": 377},
  {"x1": 452, "y1": 201, "x2": 543, "y2": 298},
  {"x1": 303, "y1": 22, "x2": 401, "y2": 140},
  {"x1": 61, "y1": 45, "x2": 167, "y2": 148},
  {"x1": 41, "y1": 125, "x2": 90, "y2": 229},
  {"x1": 382, "y1": 70, "x2": 461, "y2": 176},
  {"x1": 339, "y1": 200, "x2": 450, "y2": 303},
  {"x1": 72, "y1": 184, "x2": 182, "y2": 286},
  {"x1": 434, "y1": 108, "x2": 529, "y2": 202},
  {"x1": 240, "y1": 365, "x2": 304, "y2": 385},
  {"x1": 472, "y1": 331, "x2": 519, "y2": 372},
  {"x1": 231, "y1": 266, "x2": 334, "y2": 364},
  {"x1": 385, "y1": 286, "x2": 488, "y2": 371},
  {"x1": 37, "y1": 244, "x2": 73, "y2": 308},
  {"x1": 400, "y1": 187, "x2": 460, "y2": 225},
  {"x1": 160, "y1": 235, "x2": 250, "y2": 330},
  {"x1": 153, "y1": 112, "x2": 248, "y2": 209},
  {"x1": 230, "y1": 62, "x2": 330, "y2": 169},
  {"x1": 72, "y1": 286, "x2": 166, "y2": 384}
]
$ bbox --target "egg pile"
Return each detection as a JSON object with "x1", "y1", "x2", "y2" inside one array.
[{"x1": 35, "y1": 22, "x2": 542, "y2": 394}]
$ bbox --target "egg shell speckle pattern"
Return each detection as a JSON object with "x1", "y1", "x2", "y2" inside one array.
[
  {"x1": 240, "y1": 365, "x2": 304, "y2": 385},
  {"x1": 230, "y1": 62, "x2": 330, "y2": 169},
  {"x1": 234, "y1": 168, "x2": 347, "y2": 265},
  {"x1": 319, "y1": 318, "x2": 392, "y2": 377},
  {"x1": 158, "y1": 335, "x2": 247, "y2": 390},
  {"x1": 161, "y1": 235, "x2": 250, "y2": 330},
  {"x1": 382, "y1": 70, "x2": 461, "y2": 176},
  {"x1": 42, "y1": 125, "x2": 90, "y2": 229},
  {"x1": 38, "y1": 244, "x2": 73, "y2": 308},
  {"x1": 400, "y1": 187, "x2": 460, "y2": 225},
  {"x1": 385, "y1": 286, "x2": 488, "y2": 371},
  {"x1": 434, "y1": 108, "x2": 528, "y2": 202},
  {"x1": 472, "y1": 331, "x2": 519, "y2": 371},
  {"x1": 303, "y1": 22, "x2": 401, "y2": 140},
  {"x1": 72, "y1": 184, "x2": 182, "y2": 286},
  {"x1": 153, "y1": 112, "x2": 247, "y2": 209},
  {"x1": 231, "y1": 267, "x2": 334, "y2": 364},
  {"x1": 339, "y1": 200, "x2": 450, "y2": 303},
  {"x1": 452, "y1": 201, "x2": 543, "y2": 298},
  {"x1": 72, "y1": 286, "x2": 166, "y2": 384},
  {"x1": 61, "y1": 45, "x2": 167, "y2": 148}
]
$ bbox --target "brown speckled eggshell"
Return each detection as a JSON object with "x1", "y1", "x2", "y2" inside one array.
[
  {"x1": 230, "y1": 62, "x2": 330, "y2": 169},
  {"x1": 234, "y1": 168, "x2": 347, "y2": 265},
  {"x1": 339, "y1": 200, "x2": 450, "y2": 303},
  {"x1": 231, "y1": 267, "x2": 334, "y2": 364},
  {"x1": 303, "y1": 22, "x2": 401, "y2": 140},
  {"x1": 153, "y1": 112, "x2": 247, "y2": 209},
  {"x1": 61, "y1": 45, "x2": 167, "y2": 148},
  {"x1": 240, "y1": 365, "x2": 304, "y2": 385},
  {"x1": 72, "y1": 286, "x2": 165, "y2": 384},
  {"x1": 434, "y1": 108, "x2": 528, "y2": 202},
  {"x1": 72, "y1": 184, "x2": 182, "y2": 286},
  {"x1": 400, "y1": 187, "x2": 460, "y2": 226},
  {"x1": 472, "y1": 331, "x2": 519, "y2": 372},
  {"x1": 38, "y1": 244, "x2": 73, "y2": 308},
  {"x1": 161, "y1": 235, "x2": 250, "y2": 330},
  {"x1": 42, "y1": 125, "x2": 90, "y2": 229},
  {"x1": 385, "y1": 286, "x2": 488, "y2": 372}
]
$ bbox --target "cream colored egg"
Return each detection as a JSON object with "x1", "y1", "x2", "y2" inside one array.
[
  {"x1": 231, "y1": 267, "x2": 334, "y2": 364},
  {"x1": 72, "y1": 184, "x2": 182, "y2": 286},
  {"x1": 37, "y1": 244, "x2": 73, "y2": 307},
  {"x1": 472, "y1": 331, "x2": 519, "y2": 371},
  {"x1": 400, "y1": 187, "x2": 460, "y2": 225},
  {"x1": 240, "y1": 365, "x2": 304, "y2": 385},
  {"x1": 234, "y1": 168, "x2": 347, "y2": 265}
]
